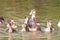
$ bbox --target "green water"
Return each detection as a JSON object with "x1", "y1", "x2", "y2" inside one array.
[
  {"x1": 0, "y1": 31, "x2": 60, "y2": 40},
  {"x1": 0, "y1": 0, "x2": 60, "y2": 40}
]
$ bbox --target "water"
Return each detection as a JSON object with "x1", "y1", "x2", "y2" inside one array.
[
  {"x1": 20, "y1": 32, "x2": 51, "y2": 40},
  {"x1": 20, "y1": 32, "x2": 60, "y2": 40},
  {"x1": 0, "y1": 29, "x2": 60, "y2": 40}
]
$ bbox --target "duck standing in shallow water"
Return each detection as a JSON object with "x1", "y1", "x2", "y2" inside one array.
[
  {"x1": 28, "y1": 9, "x2": 39, "y2": 32},
  {"x1": 21, "y1": 16, "x2": 29, "y2": 32},
  {"x1": 45, "y1": 21, "x2": 54, "y2": 32},
  {"x1": 6, "y1": 20, "x2": 17, "y2": 33},
  {"x1": 46, "y1": 21, "x2": 51, "y2": 32}
]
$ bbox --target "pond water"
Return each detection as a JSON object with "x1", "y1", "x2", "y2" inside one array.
[
  {"x1": 0, "y1": 28, "x2": 60, "y2": 40},
  {"x1": 12, "y1": 31, "x2": 60, "y2": 40}
]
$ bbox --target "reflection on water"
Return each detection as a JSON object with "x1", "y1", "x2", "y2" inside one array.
[
  {"x1": 22, "y1": 32, "x2": 40, "y2": 40},
  {"x1": 22, "y1": 32, "x2": 52, "y2": 40},
  {"x1": 46, "y1": 32, "x2": 51, "y2": 40},
  {"x1": 29, "y1": 32, "x2": 38, "y2": 40},
  {"x1": 8, "y1": 32, "x2": 12, "y2": 40}
]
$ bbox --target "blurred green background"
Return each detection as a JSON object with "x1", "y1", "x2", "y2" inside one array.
[
  {"x1": 0, "y1": 0, "x2": 60, "y2": 21},
  {"x1": 0, "y1": 0, "x2": 60, "y2": 40},
  {"x1": 0, "y1": 0, "x2": 60, "y2": 28}
]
